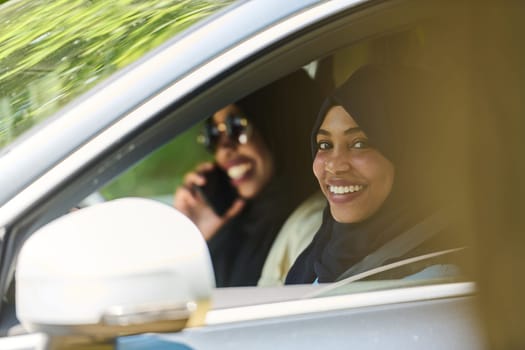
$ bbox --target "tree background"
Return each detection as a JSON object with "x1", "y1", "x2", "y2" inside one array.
[{"x1": 0, "y1": 0, "x2": 231, "y2": 200}]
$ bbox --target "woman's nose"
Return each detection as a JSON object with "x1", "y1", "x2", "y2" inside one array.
[
  {"x1": 324, "y1": 153, "x2": 352, "y2": 174},
  {"x1": 215, "y1": 134, "x2": 237, "y2": 159},
  {"x1": 217, "y1": 133, "x2": 236, "y2": 150}
]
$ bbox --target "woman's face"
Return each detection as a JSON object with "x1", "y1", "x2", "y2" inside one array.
[
  {"x1": 213, "y1": 104, "x2": 274, "y2": 199},
  {"x1": 313, "y1": 106, "x2": 394, "y2": 223}
]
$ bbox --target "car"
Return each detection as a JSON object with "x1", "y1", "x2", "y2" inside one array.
[{"x1": 0, "y1": 0, "x2": 524, "y2": 349}]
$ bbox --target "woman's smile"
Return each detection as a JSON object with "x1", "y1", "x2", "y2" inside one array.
[
  {"x1": 324, "y1": 176, "x2": 367, "y2": 203},
  {"x1": 328, "y1": 184, "x2": 365, "y2": 194},
  {"x1": 226, "y1": 158, "x2": 255, "y2": 184}
]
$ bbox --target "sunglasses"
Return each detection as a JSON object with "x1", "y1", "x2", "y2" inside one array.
[{"x1": 197, "y1": 114, "x2": 252, "y2": 152}]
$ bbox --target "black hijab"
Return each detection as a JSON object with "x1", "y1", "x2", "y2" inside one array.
[
  {"x1": 286, "y1": 64, "x2": 450, "y2": 284},
  {"x1": 208, "y1": 69, "x2": 323, "y2": 287},
  {"x1": 236, "y1": 69, "x2": 323, "y2": 201}
]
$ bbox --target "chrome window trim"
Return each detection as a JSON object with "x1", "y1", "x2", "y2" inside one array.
[
  {"x1": 0, "y1": 0, "x2": 366, "y2": 231},
  {"x1": 204, "y1": 282, "x2": 476, "y2": 325}
]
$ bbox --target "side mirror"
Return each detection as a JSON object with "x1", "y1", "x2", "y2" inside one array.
[{"x1": 15, "y1": 198, "x2": 214, "y2": 345}]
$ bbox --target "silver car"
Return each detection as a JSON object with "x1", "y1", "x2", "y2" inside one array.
[{"x1": 0, "y1": 0, "x2": 523, "y2": 349}]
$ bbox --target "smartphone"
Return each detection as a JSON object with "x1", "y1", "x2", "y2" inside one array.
[{"x1": 194, "y1": 165, "x2": 239, "y2": 217}]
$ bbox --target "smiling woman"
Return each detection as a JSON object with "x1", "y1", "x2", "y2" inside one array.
[
  {"x1": 174, "y1": 69, "x2": 323, "y2": 287},
  {"x1": 286, "y1": 64, "x2": 466, "y2": 284}
]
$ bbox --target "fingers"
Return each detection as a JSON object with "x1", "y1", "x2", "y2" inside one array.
[
  {"x1": 223, "y1": 198, "x2": 245, "y2": 220},
  {"x1": 180, "y1": 162, "x2": 215, "y2": 189},
  {"x1": 173, "y1": 162, "x2": 240, "y2": 241},
  {"x1": 173, "y1": 162, "x2": 216, "y2": 216},
  {"x1": 183, "y1": 171, "x2": 205, "y2": 188},
  {"x1": 173, "y1": 185, "x2": 198, "y2": 214}
]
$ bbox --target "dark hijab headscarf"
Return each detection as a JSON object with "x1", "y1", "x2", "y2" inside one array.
[
  {"x1": 286, "y1": 64, "x2": 453, "y2": 284},
  {"x1": 208, "y1": 69, "x2": 323, "y2": 287},
  {"x1": 236, "y1": 69, "x2": 324, "y2": 200}
]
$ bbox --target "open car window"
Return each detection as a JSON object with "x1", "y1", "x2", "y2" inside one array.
[{"x1": 90, "y1": 7, "x2": 473, "y2": 292}]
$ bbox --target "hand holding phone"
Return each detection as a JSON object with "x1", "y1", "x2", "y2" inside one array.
[{"x1": 194, "y1": 165, "x2": 239, "y2": 217}]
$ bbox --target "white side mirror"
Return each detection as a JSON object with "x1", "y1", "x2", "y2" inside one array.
[{"x1": 15, "y1": 198, "x2": 214, "y2": 341}]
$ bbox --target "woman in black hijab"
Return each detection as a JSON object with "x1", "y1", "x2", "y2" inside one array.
[
  {"x1": 175, "y1": 69, "x2": 323, "y2": 287},
  {"x1": 286, "y1": 64, "x2": 464, "y2": 284}
]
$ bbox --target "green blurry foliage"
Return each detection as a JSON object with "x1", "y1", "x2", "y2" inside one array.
[
  {"x1": 0, "y1": 0, "x2": 233, "y2": 198},
  {"x1": 0, "y1": 0, "x2": 233, "y2": 148},
  {"x1": 101, "y1": 123, "x2": 213, "y2": 201}
]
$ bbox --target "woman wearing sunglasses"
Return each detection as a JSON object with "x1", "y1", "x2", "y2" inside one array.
[{"x1": 174, "y1": 69, "x2": 323, "y2": 287}]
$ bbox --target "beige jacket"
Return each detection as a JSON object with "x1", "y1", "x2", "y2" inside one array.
[{"x1": 257, "y1": 191, "x2": 326, "y2": 286}]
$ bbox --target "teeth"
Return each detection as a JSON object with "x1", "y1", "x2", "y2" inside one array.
[
  {"x1": 227, "y1": 163, "x2": 252, "y2": 180},
  {"x1": 329, "y1": 185, "x2": 364, "y2": 194}
]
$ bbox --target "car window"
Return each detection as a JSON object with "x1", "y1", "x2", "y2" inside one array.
[
  {"x1": 0, "y1": 0, "x2": 235, "y2": 150},
  {"x1": 94, "y1": 14, "x2": 473, "y2": 290}
]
